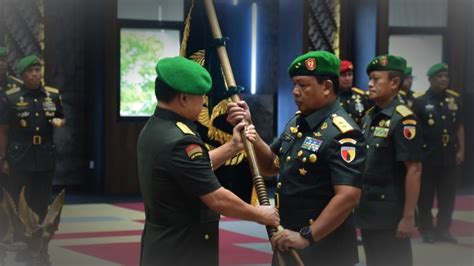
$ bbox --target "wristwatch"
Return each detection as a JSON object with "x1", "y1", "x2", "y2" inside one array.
[{"x1": 299, "y1": 226, "x2": 314, "y2": 245}]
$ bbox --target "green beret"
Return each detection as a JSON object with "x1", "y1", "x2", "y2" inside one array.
[
  {"x1": 427, "y1": 62, "x2": 448, "y2": 77},
  {"x1": 404, "y1": 66, "x2": 412, "y2": 76},
  {"x1": 17, "y1": 55, "x2": 42, "y2": 75},
  {"x1": 0, "y1": 47, "x2": 6, "y2": 58},
  {"x1": 156, "y1": 56, "x2": 212, "y2": 95},
  {"x1": 366, "y1": 55, "x2": 407, "y2": 75},
  {"x1": 288, "y1": 51, "x2": 340, "y2": 77}
]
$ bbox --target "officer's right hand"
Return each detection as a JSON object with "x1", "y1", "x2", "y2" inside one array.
[
  {"x1": 256, "y1": 205, "x2": 279, "y2": 227},
  {"x1": 227, "y1": 101, "x2": 252, "y2": 126},
  {"x1": 1, "y1": 160, "x2": 9, "y2": 175}
]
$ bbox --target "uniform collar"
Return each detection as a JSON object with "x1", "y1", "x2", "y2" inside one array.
[
  {"x1": 375, "y1": 97, "x2": 400, "y2": 117},
  {"x1": 426, "y1": 87, "x2": 445, "y2": 99},
  {"x1": 153, "y1": 106, "x2": 197, "y2": 132},
  {"x1": 22, "y1": 85, "x2": 47, "y2": 96},
  {"x1": 302, "y1": 99, "x2": 341, "y2": 130}
]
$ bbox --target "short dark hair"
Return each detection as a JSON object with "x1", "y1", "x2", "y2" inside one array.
[
  {"x1": 315, "y1": 75, "x2": 339, "y2": 94},
  {"x1": 388, "y1": 71, "x2": 404, "y2": 90},
  {"x1": 155, "y1": 77, "x2": 179, "y2": 103}
]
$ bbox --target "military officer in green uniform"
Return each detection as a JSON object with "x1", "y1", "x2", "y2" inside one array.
[
  {"x1": 137, "y1": 56, "x2": 279, "y2": 266},
  {"x1": 228, "y1": 51, "x2": 365, "y2": 265},
  {"x1": 355, "y1": 55, "x2": 422, "y2": 266},
  {"x1": 397, "y1": 66, "x2": 415, "y2": 109},
  {"x1": 338, "y1": 60, "x2": 370, "y2": 125},
  {"x1": 413, "y1": 63, "x2": 464, "y2": 244},
  {"x1": 0, "y1": 55, "x2": 65, "y2": 264}
]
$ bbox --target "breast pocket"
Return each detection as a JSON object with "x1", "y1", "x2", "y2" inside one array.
[{"x1": 6, "y1": 143, "x2": 30, "y2": 164}]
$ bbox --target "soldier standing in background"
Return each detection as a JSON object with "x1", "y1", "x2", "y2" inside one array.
[
  {"x1": 356, "y1": 55, "x2": 422, "y2": 266},
  {"x1": 338, "y1": 60, "x2": 370, "y2": 126},
  {"x1": 0, "y1": 55, "x2": 65, "y2": 265},
  {"x1": 413, "y1": 63, "x2": 464, "y2": 244},
  {"x1": 398, "y1": 66, "x2": 415, "y2": 109}
]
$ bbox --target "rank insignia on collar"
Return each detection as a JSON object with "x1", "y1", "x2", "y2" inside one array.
[
  {"x1": 403, "y1": 125, "x2": 416, "y2": 140},
  {"x1": 313, "y1": 132, "x2": 322, "y2": 137},
  {"x1": 320, "y1": 122, "x2": 328, "y2": 130},
  {"x1": 374, "y1": 127, "x2": 389, "y2": 138},
  {"x1": 185, "y1": 144, "x2": 204, "y2": 160},
  {"x1": 341, "y1": 146, "x2": 356, "y2": 163},
  {"x1": 301, "y1": 137, "x2": 323, "y2": 152}
]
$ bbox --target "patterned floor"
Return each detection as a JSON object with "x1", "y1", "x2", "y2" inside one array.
[{"x1": 3, "y1": 195, "x2": 474, "y2": 265}]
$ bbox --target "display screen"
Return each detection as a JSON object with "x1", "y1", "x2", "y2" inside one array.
[{"x1": 120, "y1": 28, "x2": 180, "y2": 117}]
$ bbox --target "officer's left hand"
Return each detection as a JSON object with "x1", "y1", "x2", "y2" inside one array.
[
  {"x1": 50, "y1": 118, "x2": 65, "y2": 128},
  {"x1": 395, "y1": 216, "x2": 415, "y2": 239},
  {"x1": 231, "y1": 121, "x2": 249, "y2": 150},
  {"x1": 456, "y1": 151, "x2": 465, "y2": 165},
  {"x1": 271, "y1": 229, "x2": 310, "y2": 252}
]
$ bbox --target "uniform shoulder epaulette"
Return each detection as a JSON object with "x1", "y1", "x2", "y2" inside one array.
[
  {"x1": 351, "y1": 87, "x2": 366, "y2": 95},
  {"x1": 332, "y1": 115, "x2": 353, "y2": 134},
  {"x1": 5, "y1": 87, "x2": 21, "y2": 95},
  {"x1": 398, "y1": 90, "x2": 407, "y2": 96},
  {"x1": 446, "y1": 89, "x2": 460, "y2": 97},
  {"x1": 413, "y1": 91, "x2": 425, "y2": 98},
  {"x1": 8, "y1": 75, "x2": 23, "y2": 84},
  {"x1": 176, "y1": 122, "x2": 195, "y2": 135},
  {"x1": 396, "y1": 105, "x2": 413, "y2": 117},
  {"x1": 44, "y1": 86, "x2": 59, "y2": 94}
]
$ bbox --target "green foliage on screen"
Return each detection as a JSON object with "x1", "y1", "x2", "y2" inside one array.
[{"x1": 120, "y1": 29, "x2": 163, "y2": 117}]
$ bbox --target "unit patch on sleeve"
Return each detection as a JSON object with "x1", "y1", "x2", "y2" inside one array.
[
  {"x1": 341, "y1": 146, "x2": 356, "y2": 163},
  {"x1": 185, "y1": 144, "x2": 204, "y2": 160},
  {"x1": 403, "y1": 126, "x2": 416, "y2": 140}
]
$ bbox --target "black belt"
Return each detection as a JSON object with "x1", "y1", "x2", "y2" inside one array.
[{"x1": 10, "y1": 135, "x2": 52, "y2": 145}]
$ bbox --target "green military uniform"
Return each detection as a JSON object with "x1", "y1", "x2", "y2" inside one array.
[
  {"x1": 356, "y1": 55, "x2": 422, "y2": 266},
  {"x1": 0, "y1": 57, "x2": 64, "y2": 221},
  {"x1": 271, "y1": 51, "x2": 366, "y2": 265},
  {"x1": 137, "y1": 56, "x2": 222, "y2": 266},
  {"x1": 339, "y1": 87, "x2": 370, "y2": 125},
  {"x1": 413, "y1": 63, "x2": 463, "y2": 239}
]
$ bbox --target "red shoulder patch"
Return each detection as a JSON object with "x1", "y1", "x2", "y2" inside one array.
[{"x1": 185, "y1": 144, "x2": 204, "y2": 160}]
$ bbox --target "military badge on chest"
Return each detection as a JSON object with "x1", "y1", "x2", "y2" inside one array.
[
  {"x1": 15, "y1": 97, "x2": 30, "y2": 127},
  {"x1": 446, "y1": 97, "x2": 458, "y2": 111},
  {"x1": 43, "y1": 94, "x2": 57, "y2": 117},
  {"x1": 301, "y1": 136, "x2": 323, "y2": 153}
]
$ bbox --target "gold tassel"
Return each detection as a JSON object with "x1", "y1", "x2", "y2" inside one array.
[
  {"x1": 180, "y1": 0, "x2": 195, "y2": 56},
  {"x1": 250, "y1": 186, "x2": 259, "y2": 206}
]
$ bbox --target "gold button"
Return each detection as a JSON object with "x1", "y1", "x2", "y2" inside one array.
[
  {"x1": 34, "y1": 99, "x2": 38, "y2": 102},
  {"x1": 204, "y1": 234, "x2": 209, "y2": 240},
  {"x1": 277, "y1": 182, "x2": 282, "y2": 189},
  {"x1": 440, "y1": 102, "x2": 444, "y2": 106},
  {"x1": 423, "y1": 144, "x2": 427, "y2": 148},
  {"x1": 302, "y1": 157, "x2": 307, "y2": 163},
  {"x1": 36, "y1": 127, "x2": 40, "y2": 131},
  {"x1": 286, "y1": 156, "x2": 291, "y2": 162},
  {"x1": 297, "y1": 132, "x2": 303, "y2": 138},
  {"x1": 297, "y1": 150, "x2": 303, "y2": 157},
  {"x1": 442, "y1": 115, "x2": 446, "y2": 120},
  {"x1": 429, "y1": 114, "x2": 433, "y2": 117},
  {"x1": 309, "y1": 154, "x2": 317, "y2": 163},
  {"x1": 381, "y1": 195, "x2": 385, "y2": 199},
  {"x1": 444, "y1": 129, "x2": 448, "y2": 133},
  {"x1": 35, "y1": 112, "x2": 39, "y2": 117},
  {"x1": 376, "y1": 143, "x2": 379, "y2": 148},
  {"x1": 349, "y1": 113, "x2": 352, "y2": 117},
  {"x1": 371, "y1": 127, "x2": 375, "y2": 131},
  {"x1": 366, "y1": 145, "x2": 370, "y2": 149}
]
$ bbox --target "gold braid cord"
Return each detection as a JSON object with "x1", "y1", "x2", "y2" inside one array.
[{"x1": 179, "y1": 0, "x2": 195, "y2": 56}]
